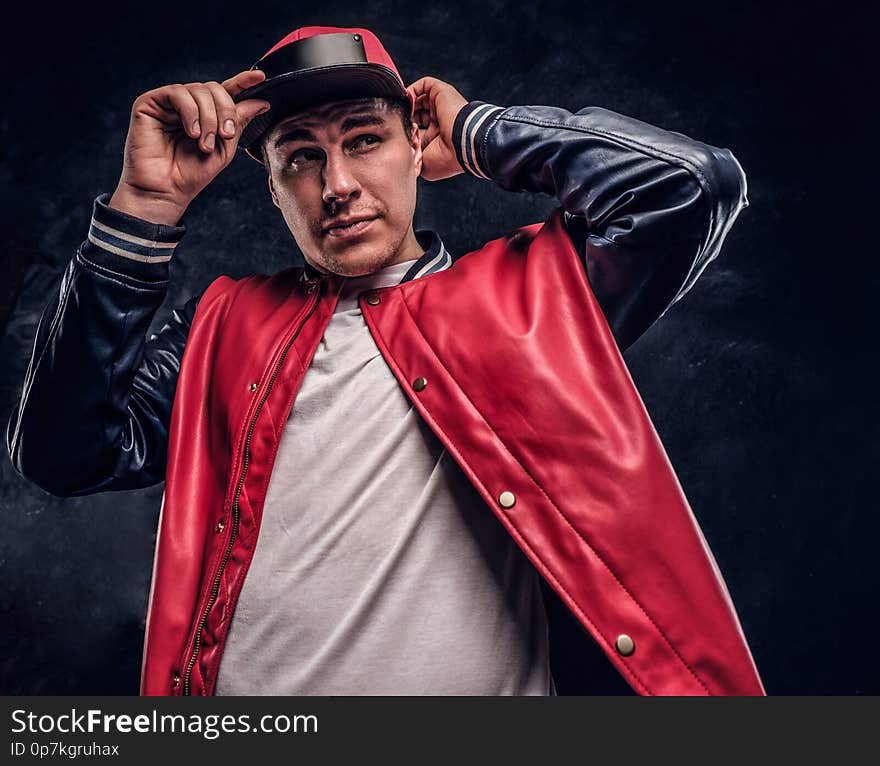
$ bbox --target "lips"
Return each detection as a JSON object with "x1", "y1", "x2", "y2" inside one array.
[{"x1": 322, "y1": 216, "x2": 378, "y2": 238}]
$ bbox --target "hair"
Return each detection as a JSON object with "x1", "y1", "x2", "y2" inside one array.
[{"x1": 259, "y1": 95, "x2": 414, "y2": 169}]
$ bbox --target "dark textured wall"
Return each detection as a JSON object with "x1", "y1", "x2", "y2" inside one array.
[{"x1": 1, "y1": 0, "x2": 876, "y2": 694}]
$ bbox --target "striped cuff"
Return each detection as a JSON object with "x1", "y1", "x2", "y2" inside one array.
[
  {"x1": 452, "y1": 101, "x2": 506, "y2": 180},
  {"x1": 79, "y1": 193, "x2": 186, "y2": 283}
]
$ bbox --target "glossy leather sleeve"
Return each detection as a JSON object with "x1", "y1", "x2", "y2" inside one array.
[
  {"x1": 6, "y1": 196, "x2": 198, "y2": 497},
  {"x1": 453, "y1": 101, "x2": 749, "y2": 351}
]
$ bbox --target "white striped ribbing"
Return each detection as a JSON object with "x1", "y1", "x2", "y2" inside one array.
[{"x1": 459, "y1": 105, "x2": 505, "y2": 180}]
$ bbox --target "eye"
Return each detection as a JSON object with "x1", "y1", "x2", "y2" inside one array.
[
  {"x1": 351, "y1": 134, "x2": 380, "y2": 150},
  {"x1": 287, "y1": 147, "x2": 323, "y2": 166}
]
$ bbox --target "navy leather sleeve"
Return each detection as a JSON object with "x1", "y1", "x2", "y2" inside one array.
[
  {"x1": 452, "y1": 101, "x2": 749, "y2": 351},
  {"x1": 6, "y1": 194, "x2": 199, "y2": 497}
]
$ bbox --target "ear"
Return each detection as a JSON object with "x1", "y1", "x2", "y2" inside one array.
[
  {"x1": 410, "y1": 121, "x2": 423, "y2": 177},
  {"x1": 267, "y1": 172, "x2": 280, "y2": 208}
]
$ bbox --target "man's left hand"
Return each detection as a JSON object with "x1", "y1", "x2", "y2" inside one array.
[{"x1": 407, "y1": 76, "x2": 468, "y2": 181}]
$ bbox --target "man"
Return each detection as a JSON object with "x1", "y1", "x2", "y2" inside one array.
[{"x1": 7, "y1": 26, "x2": 764, "y2": 696}]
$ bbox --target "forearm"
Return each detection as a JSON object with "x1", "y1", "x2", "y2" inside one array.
[
  {"x1": 452, "y1": 101, "x2": 749, "y2": 349},
  {"x1": 6, "y1": 194, "x2": 188, "y2": 496}
]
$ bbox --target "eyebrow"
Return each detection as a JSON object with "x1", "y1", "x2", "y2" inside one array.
[{"x1": 272, "y1": 113, "x2": 388, "y2": 150}]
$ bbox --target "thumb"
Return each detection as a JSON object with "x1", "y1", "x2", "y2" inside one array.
[
  {"x1": 236, "y1": 99, "x2": 272, "y2": 129},
  {"x1": 420, "y1": 139, "x2": 447, "y2": 182}
]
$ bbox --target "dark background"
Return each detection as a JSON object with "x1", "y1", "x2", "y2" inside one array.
[{"x1": 1, "y1": 0, "x2": 876, "y2": 694}]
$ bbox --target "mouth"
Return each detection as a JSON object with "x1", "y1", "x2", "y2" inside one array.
[{"x1": 322, "y1": 216, "x2": 378, "y2": 239}]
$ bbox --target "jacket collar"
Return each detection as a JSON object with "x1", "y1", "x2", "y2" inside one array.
[{"x1": 302, "y1": 229, "x2": 452, "y2": 285}]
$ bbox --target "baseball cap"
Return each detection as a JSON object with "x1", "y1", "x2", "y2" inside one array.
[{"x1": 234, "y1": 26, "x2": 415, "y2": 164}]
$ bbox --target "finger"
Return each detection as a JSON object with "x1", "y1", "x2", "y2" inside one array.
[
  {"x1": 188, "y1": 83, "x2": 219, "y2": 153},
  {"x1": 413, "y1": 93, "x2": 432, "y2": 130},
  {"x1": 151, "y1": 85, "x2": 201, "y2": 139},
  {"x1": 221, "y1": 69, "x2": 267, "y2": 98},
  {"x1": 205, "y1": 81, "x2": 238, "y2": 140},
  {"x1": 419, "y1": 122, "x2": 440, "y2": 152},
  {"x1": 406, "y1": 76, "x2": 438, "y2": 99}
]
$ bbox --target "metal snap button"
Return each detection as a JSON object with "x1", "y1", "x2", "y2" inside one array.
[
  {"x1": 249, "y1": 382, "x2": 258, "y2": 392},
  {"x1": 616, "y1": 634, "x2": 635, "y2": 656},
  {"x1": 498, "y1": 491, "x2": 516, "y2": 508},
  {"x1": 413, "y1": 376, "x2": 428, "y2": 392},
  {"x1": 365, "y1": 293, "x2": 381, "y2": 306}
]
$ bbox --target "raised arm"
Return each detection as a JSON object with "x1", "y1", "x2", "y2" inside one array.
[
  {"x1": 6, "y1": 197, "x2": 197, "y2": 496},
  {"x1": 7, "y1": 71, "x2": 271, "y2": 497},
  {"x1": 407, "y1": 76, "x2": 748, "y2": 351},
  {"x1": 452, "y1": 100, "x2": 749, "y2": 350}
]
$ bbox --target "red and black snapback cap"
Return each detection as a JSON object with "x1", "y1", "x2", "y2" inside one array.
[{"x1": 235, "y1": 26, "x2": 415, "y2": 164}]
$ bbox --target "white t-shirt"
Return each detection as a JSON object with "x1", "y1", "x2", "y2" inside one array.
[{"x1": 215, "y1": 258, "x2": 553, "y2": 695}]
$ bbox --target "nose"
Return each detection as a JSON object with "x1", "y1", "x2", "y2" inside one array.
[{"x1": 321, "y1": 151, "x2": 360, "y2": 208}]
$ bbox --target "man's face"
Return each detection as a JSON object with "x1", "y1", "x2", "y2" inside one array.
[{"x1": 263, "y1": 98, "x2": 422, "y2": 277}]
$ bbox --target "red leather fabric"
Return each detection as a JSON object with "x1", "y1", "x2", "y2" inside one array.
[{"x1": 141, "y1": 209, "x2": 764, "y2": 696}]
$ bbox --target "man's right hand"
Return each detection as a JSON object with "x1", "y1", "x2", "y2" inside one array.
[{"x1": 108, "y1": 70, "x2": 271, "y2": 226}]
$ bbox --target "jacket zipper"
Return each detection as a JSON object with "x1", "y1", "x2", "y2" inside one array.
[{"x1": 181, "y1": 280, "x2": 323, "y2": 695}]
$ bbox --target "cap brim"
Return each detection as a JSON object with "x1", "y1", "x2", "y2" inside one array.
[{"x1": 234, "y1": 63, "x2": 409, "y2": 163}]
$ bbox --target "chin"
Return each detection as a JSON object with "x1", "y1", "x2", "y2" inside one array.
[
  {"x1": 311, "y1": 238, "x2": 403, "y2": 277},
  {"x1": 326, "y1": 261, "x2": 379, "y2": 278}
]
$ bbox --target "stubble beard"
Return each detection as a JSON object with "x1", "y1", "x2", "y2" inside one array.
[{"x1": 309, "y1": 222, "x2": 410, "y2": 277}]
